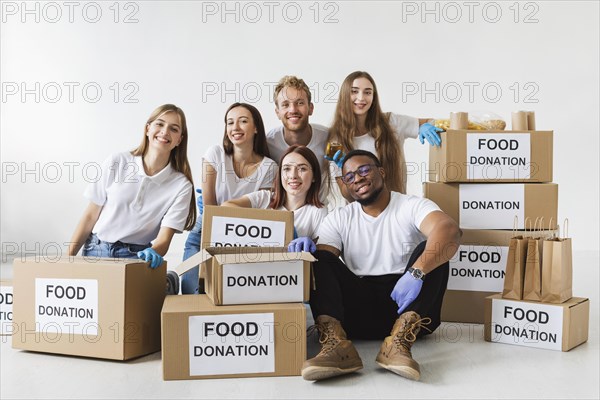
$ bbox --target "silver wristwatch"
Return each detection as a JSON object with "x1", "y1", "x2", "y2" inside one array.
[{"x1": 407, "y1": 267, "x2": 425, "y2": 281}]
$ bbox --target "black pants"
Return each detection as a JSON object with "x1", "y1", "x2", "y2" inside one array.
[{"x1": 309, "y1": 241, "x2": 449, "y2": 340}]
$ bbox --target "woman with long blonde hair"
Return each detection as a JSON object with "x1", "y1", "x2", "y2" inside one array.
[{"x1": 329, "y1": 71, "x2": 441, "y2": 196}]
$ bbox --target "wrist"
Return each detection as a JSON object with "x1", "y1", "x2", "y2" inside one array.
[{"x1": 406, "y1": 266, "x2": 425, "y2": 281}]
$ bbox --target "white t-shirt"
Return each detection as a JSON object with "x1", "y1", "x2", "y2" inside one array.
[
  {"x1": 203, "y1": 145, "x2": 277, "y2": 205},
  {"x1": 84, "y1": 152, "x2": 193, "y2": 245},
  {"x1": 266, "y1": 123, "x2": 335, "y2": 205},
  {"x1": 332, "y1": 113, "x2": 419, "y2": 177},
  {"x1": 245, "y1": 189, "x2": 328, "y2": 239},
  {"x1": 317, "y1": 191, "x2": 440, "y2": 276}
]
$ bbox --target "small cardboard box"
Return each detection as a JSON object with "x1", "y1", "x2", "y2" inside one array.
[
  {"x1": 176, "y1": 247, "x2": 314, "y2": 305},
  {"x1": 201, "y1": 205, "x2": 294, "y2": 249},
  {"x1": 484, "y1": 294, "x2": 589, "y2": 351},
  {"x1": 442, "y1": 229, "x2": 554, "y2": 324},
  {"x1": 161, "y1": 294, "x2": 306, "y2": 380},
  {"x1": 423, "y1": 182, "x2": 558, "y2": 230},
  {"x1": 1, "y1": 280, "x2": 14, "y2": 336},
  {"x1": 429, "y1": 130, "x2": 553, "y2": 183},
  {"x1": 12, "y1": 257, "x2": 165, "y2": 360}
]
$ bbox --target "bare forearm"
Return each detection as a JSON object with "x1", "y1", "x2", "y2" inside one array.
[{"x1": 414, "y1": 220, "x2": 461, "y2": 274}]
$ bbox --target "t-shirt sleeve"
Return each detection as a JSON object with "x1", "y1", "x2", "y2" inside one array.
[
  {"x1": 316, "y1": 211, "x2": 342, "y2": 252},
  {"x1": 390, "y1": 113, "x2": 419, "y2": 141},
  {"x1": 257, "y1": 158, "x2": 277, "y2": 190},
  {"x1": 246, "y1": 190, "x2": 272, "y2": 209},
  {"x1": 411, "y1": 196, "x2": 442, "y2": 231},
  {"x1": 160, "y1": 179, "x2": 193, "y2": 233},
  {"x1": 83, "y1": 153, "x2": 117, "y2": 206},
  {"x1": 203, "y1": 145, "x2": 222, "y2": 170}
]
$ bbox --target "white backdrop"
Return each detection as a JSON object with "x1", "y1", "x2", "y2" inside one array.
[{"x1": 1, "y1": 1, "x2": 598, "y2": 262}]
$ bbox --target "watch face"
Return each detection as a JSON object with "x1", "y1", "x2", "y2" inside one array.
[{"x1": 410, "y1": 268, "x2": 424, "y2": 280}]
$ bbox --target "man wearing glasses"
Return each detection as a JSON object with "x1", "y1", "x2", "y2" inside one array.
[{"x1": 302, "y1": 150, "x2": 461, "y2": 382}]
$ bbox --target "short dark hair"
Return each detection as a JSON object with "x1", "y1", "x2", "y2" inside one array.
[{"x1": 341, "y1": 149, "x2": 382, "y2": 170}]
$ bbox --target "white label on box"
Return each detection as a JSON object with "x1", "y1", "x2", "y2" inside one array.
[
  {"x1": 210, "y1": 216, "x2": 286, "y2": 247},
  {"x1": 222, "y1": 261, "x2": 304, "y2": 304},
  {"x1": 459, "y1": 184, "x2": 525, "y2": 229},
  {"x1": 35, "y1": 278, "x2": 98, "y2": 336},
  {"x1": 188, "y1": 313, "x2": 275, "y2": 376},
  {"x1": 491, "y1": 298, "x2": 563, "y2": 351},
  {"x1": 448, "y1": 245, "x2": 508, "y2": 292},
  {"x1": 0, "y1": 286, "x2": 14, "y2": 335},
  {"x1": 467, "y1": 134, "x2": 531, "y2": 180}
]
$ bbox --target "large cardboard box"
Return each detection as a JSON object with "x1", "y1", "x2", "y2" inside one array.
[
  {"x1": 423, "y1": 182, "x2": 558, "y2": 230},
  {"x1": 12, "y1": 257, "x2": 165, "y2": 360},
  {"x1": 442, "y1": 229, "x2": 554, "y2": 324},
  {"x1": 201, "y1": 205, "x2": 294, "y2": 249},
  {"x1": 1, "y1": 280, "x2": 13, "y2": 335},
  {"x1": 429, "y1": 130, "x2": 553, "y2": 183},
  {"x1": 161, "y1": 294, "x2": 306, "y2": 380},
  {"x1": 484, "y1": 294, "x2": 589, "y2": 351},
  {"x1": 175, "y1": 247, "x2": 314, "y2": 305}
]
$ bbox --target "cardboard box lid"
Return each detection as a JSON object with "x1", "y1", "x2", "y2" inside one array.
[
  {"x1": 162, "y1": 293, "x2": 306, "y2": 314},
  {"x1": 174, "y1": 247, "x2": 316, "y2": 275},
  {"x1": 486, "y1": 293, "x2": 588, "y2": 308},
  {"x1": 13, "y1": 256, "x2": 147, "y2": 268}
]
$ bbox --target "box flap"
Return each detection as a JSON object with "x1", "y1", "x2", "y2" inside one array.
[
  {"x1": 173, "y1": 249, "x2": 212, "y2": 276},
  {"x1": 209, "y1": 247, "x2": 317, "y2": 264}
]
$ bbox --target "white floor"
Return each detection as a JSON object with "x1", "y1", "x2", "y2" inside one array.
[{"x1": 1, "y1": 251, "x2": 598, "y2": 399}]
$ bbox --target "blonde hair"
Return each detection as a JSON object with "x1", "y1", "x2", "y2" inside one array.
[
  {"x1": 330, "y1": 71, "x2": 407, "y2": 193},
  {"x1": 131, "y1": 104, "x2": 196, "y2": 230},
  {"x1": 273, "y1": 75, "x2": 312, "y2": 106}
]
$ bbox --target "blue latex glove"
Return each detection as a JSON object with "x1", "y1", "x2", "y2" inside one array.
[
  {"x1": 196, "y1": 188, "x2": 204, "y2": 215},
  {"x1": 137, "y1": 248, "x2": 164, "y2": 269},
  {"x1": 287, "y1": 237, "x2": 316, "y2": 253},
  {"x1": 418, "y1": 123, "x2": 443, "y2": 147},
  {"x1": 324, "y1": 150, "x2": 346, "y2": 168},
  {"x1": 391, "y1": 272, "x2": 423, "y2": 314}
]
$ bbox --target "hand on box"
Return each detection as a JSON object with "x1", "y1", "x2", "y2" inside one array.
[
  {"x1": 391, "y1": 272, "x2": 423, "y2": 314},
  {"x1": 287, "y1": 237, "x2": 316, "y2": 253},
  {"x1": 195, "y1": 188, "x2": 204, "y2": 215},
  {"x1": 137, "y1": 248, "x2": 163, "y2": 269},
  {"x1": 418, "y1": 123, "x2": 443, "y2": 147},
  {"x1": 324, "y1": 150, "x2": 346, "y2": 168}
]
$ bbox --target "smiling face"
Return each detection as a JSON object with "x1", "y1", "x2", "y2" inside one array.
[
  {"x1": 350, "y1": 77, "x2": 374, "y2": 118},
  {"x1": 342, "y1": 154, "x2": 385, "y2": 205},
  {"x1": 226, "y1": 106, "x2": 257, "y2": 147},
  {"x1": 281, "y1": 152, "x2": 314, "y2": 199},
  {"x1": 275, "y1": 86, "x2": 314, "y2": 134},
  {"x1": 145, "y1": 111, "x2": 182, "y2": 153}
]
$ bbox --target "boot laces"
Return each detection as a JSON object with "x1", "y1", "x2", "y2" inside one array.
[
  {"x1": 393, "y1": 317, "x2": 432, "y2": 352},
  {"x1": 307, "y1": 321, "x2": 340, "y2": 355}
]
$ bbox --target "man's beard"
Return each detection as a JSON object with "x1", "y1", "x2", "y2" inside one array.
[{"x1": 356, "y1": 185, "x2": 383, "y2": 206}]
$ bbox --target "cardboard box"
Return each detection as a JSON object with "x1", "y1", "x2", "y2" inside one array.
[
  {"x1": 442, "y1": 229, "x2": 555, "y2": 324},
  {"x1": 175, "y1": 247, "x2": 314, "y2": 305},
  {"x1": 1, "y1": 280, "x2": 13, "y2": 335},
  {"x1": 201, "y1": 205, "x2": 294, "y2": 249},
  {"x1": 12, "y1": 257, "x2": 165, "y2": 360},
  {"x1": 429, "y1": 130, "x2": 553, "y2": 183},
  {"x1": 161, "y1": 294, "x2": 306, "y2": 380},
  {"x1": 423, "y1": 182, "x2": 558, "y2": 230},
  {"x1": 484, "y1": 294, "x2": 589, "y2": 351}
]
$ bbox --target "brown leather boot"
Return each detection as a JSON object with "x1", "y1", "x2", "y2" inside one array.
[
  {"x1": 301, "y1": 315, "x2": 363, "y2": 381},
  {"x1": 375, "y1": 311, "x2": 431, "y2": 381}
]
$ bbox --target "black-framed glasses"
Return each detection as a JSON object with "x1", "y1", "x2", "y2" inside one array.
[{"x1": 341, "y1": 164, "x2": 377, "y2": 185}]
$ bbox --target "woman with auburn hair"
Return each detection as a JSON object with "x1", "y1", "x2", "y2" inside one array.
[
  {"x1": 68, "y1": 104, "x2": 196, "y2": 295},
  {"x1": 182, "y1": 102, "x2": 277, "y2": 294},
  {"x1": 328, "y1": 71, "x2": 441, "y2": 197},
  {"x1": 222, "y1": 145, "x2": 327, "y2": 252}
]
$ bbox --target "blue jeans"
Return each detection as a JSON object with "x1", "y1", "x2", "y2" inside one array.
[
  {"x1": 182, "y1": 219, "x2": 202, "y2": 294},
  {"x1": 82, "y1": 233, "x2": 150, "y2": 260}
]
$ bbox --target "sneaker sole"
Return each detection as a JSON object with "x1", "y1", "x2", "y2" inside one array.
[
  {"x1": 301, "y1": 365, "x2": 363, "y2": 381},
  {"x1": 376, "y1": 361, "x2": 420, "y2": 381}
]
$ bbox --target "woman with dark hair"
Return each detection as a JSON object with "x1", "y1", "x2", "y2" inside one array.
[
  {"x1": 68, "y1": 104, "x2": 196, "y2": 295},
  {"x1": 222, "y1": 145, "x2": 327, "y2": 252},
  {"x1": 181, "y1": 102, "x2": 277, "y2": 294}
]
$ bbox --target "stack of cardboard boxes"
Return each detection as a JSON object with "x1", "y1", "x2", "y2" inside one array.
[
  {"x1": 161, "y1": 206, "x2": 311, "y2": 380},
  {"x1": 424, "y1": 127, "x2": 557, "y2": 324}
]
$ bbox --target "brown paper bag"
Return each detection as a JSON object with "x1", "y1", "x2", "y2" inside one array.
[
  {"x1": 523, "y1": 237, "x2": 543, "y2": 301},
  {"x1": 541, "y1": 237, "x2": 573, "y2": 303},
  {"x1": 502, "y1": 235, "x2": 528, "y2": 300}
]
